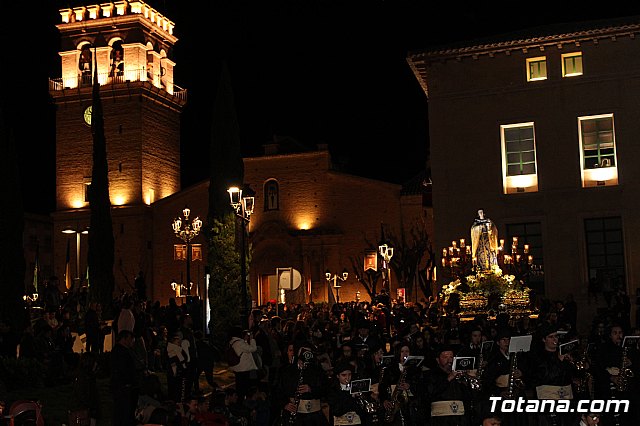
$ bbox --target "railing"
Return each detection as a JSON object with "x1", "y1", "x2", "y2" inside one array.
[{"x1": 49, "y1": 68, "x2": 187, "y2": 103}]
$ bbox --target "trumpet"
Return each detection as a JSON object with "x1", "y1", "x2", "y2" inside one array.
[{"x1": 455, "y1": 370, "x2": 481, "y2": 391}]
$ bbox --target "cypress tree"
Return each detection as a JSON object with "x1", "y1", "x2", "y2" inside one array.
[
  {"x1": 206, "y1": 60, "x2": 247, "y2": 341},
  {"x1": 87, "y1": 66, "x2": 115, "y2": 313}
]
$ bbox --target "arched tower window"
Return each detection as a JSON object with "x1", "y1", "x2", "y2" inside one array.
[
  {"x1": 110, "y1": 40, "x2": 124, "y2": 79},
  {"x1": 264, "y1": 180, "x2": 279, "y2": 211},
  {"x1": 146, "y1": 43, "x2": 155, "y2": 80},
  {"x1": 78, "y1": 44, "x2": 93, "y2": 86}
]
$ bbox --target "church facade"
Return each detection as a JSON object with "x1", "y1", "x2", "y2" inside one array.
[{"x1": 47, "y1": 1, "x2": 432, "y2": 307}]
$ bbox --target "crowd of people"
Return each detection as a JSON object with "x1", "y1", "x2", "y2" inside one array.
[{"x1": 0, "y1": 278, "x2": 638, "y2": 426}]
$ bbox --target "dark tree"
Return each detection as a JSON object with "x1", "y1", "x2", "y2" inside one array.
[
  {"x1": 206, "y1": 60, "x2": 247, "y2": 340},
  {"x1": 350, "y1": 254, "x2": 383, "y2": 301},
  {"x1": 87, "y1": 67, "x2": 115, "y2": 313},
  {"x1": 0, "y1": 106, "x2": 27, "y2": 328},
  {"x1": 387, "y1": 220, "x2": 433, "y2": 303}
]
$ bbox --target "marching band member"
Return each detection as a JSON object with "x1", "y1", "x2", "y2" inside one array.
[
  {"x1": 327, "y1": 361, "x2": 369, "y2": 426},
  {"x1": 275, "y1": 341, "x2": 329, "y2": 426},
  {"x1": 378, "y1": 341, "x2": 423, "y2": 425},
  {"x1": 424, "y1": 344, "x2": 472, "y2": 426},
  {"x1": 530, "y1": 323, "x2": 577, "y2": 426},
  {"x1": 483, "y1": 328, "x2": 529, "y2": 426}
]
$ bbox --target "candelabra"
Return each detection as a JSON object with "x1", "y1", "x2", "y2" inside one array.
[
  {"x1": 441, "y1": 239, "x2": 474, "y2": 280},
  {"x1": 500, "y1": 237, "x2": 538, "y2": 283},
  {"x1": 172, "y1": 206, "x2": 202, "y2": 296}
]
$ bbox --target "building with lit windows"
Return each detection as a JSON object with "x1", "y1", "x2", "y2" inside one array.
[
  {"x1": 47, "y1": 2, "x2": 432, "y2": 306},
  {"x1": 407, "y1": 16, "x2": 640, "y2": 331}
]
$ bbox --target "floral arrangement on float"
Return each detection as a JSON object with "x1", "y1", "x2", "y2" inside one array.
[{"x1": 440, "y1": 266, "x2": 532, "y2": 317}]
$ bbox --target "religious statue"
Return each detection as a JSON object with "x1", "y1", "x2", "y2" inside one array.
[{"x1": 470, "y1": 209, "x2": 499, "y2": 272}]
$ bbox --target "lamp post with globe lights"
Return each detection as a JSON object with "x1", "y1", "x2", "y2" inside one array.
[
  {"x1": 325, "y1": 269, "x2": 349, "y2": 304},
  {"x1": 228, "y1": 186, "x2": 255, "y2": 329},
  {"x1": 172, "y1": 206, "x2": 202, "y2": 296},
  {"x1": 378, "y1": 243, "x2": 394, "y2": 292}
]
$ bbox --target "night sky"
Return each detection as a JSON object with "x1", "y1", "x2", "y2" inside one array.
[{"x1": 3, "y1": 2, "x2": 640, "y2": 215}]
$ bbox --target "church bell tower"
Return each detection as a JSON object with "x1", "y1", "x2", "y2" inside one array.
[{"x1": 50, "y1": 1, "x2": 186, "y2": 293}]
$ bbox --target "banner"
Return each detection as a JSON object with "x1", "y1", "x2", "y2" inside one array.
[{"x1": 364, "y1": 249, "x2": 378, "y2": 271}]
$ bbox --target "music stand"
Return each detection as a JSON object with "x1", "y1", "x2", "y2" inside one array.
[
  {"x1": 453, "y1": 356, "x2": 476, "y2": 371},
  {"x1": 508, "y1": 335, "x2": 532, "y2": 353},
  {"x1": 350, "y1": 378, "x2": 372, "y2": 394}
]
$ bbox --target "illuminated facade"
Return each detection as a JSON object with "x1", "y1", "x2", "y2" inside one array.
[
  {"x1": 46, "y1": 3, "x2": 431, "y2": 305},
  {"x1": 408, "y1": 17, "x2": 640, "y2": 331},
  {"x1": 50, "y1": 1, "x2": 186, "y2": 294}
]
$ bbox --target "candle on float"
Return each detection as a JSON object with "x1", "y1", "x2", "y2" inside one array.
[
  {"x1": 443, "y1": 248, "x2": 447, "y2": 257},
  {"x1": 449, "y1": 247, "x2": 454, "y2": 256},
  {"x1": 524, "y1": 244, "x2": 529, "y2": 254},
  {"x1": 528, "y1": 255, "x2": 533, "y2": 265},
  {"x1": 460, "y1": 239, "x2": 465, "y2": 248},
  {"x1": 442, "y1": 258, "x2": 446, "y2": 267},
  {"x1": 466, "y1": 246, "x2": 471, "y2": 255},
  {"x1": 452, "y1": 240, "x2": 457, "y2": 248}
]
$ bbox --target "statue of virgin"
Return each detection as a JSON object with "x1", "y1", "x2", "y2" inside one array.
[{"x1": 470, "y1": 209, "x2": 499, "y2": 272}]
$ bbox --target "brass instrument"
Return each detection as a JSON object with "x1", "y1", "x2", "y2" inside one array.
[
  {"x1": 286, "y1": 350, "x2": 313, "y2": 426},
  {"x1": 354, "y1": 391, "x2": 379, "y2": 424},
  {"x1": 384, "y1": 359, "x2": 409, "y2": 423},
  {"x1": 574, "y1": 343, "x2": 593, "y2": 398},
  {"x1": 475, "y1": 345, "x2": 486, "y2": 391},
  {"x1": 506, "y1": 352, "x2": 524, "y2": 399},
  {"x1": 616, "y1": 343, "x2": 634, "y2": 393}
]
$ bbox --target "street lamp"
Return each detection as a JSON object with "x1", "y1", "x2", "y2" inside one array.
[
  {"x1": 228, "y1": 186, "x2": 255, "y2": 329},
  {"x1": 171, "y1": 280, "x2": 190, "y2": 298},
  {"x1": 378, "y1": 243, "x2": 394, "y2": 292},
  {"x1": 62, "y1": 226, "x2": 89, "y2": 290},
  {"x1": 325, "y1": 268, "x2": 348, "y2": 304},
  {"x1": 172, "y1": 206, "x2": 202, "y2": 296}
]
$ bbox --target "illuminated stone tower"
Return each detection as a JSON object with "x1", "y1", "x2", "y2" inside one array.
[{"x1": 50, "y1": 1, "x2": 186, "y2": 294}]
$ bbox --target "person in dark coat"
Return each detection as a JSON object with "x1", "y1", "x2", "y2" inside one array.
[
  {"x1": 327, "y1": 360, "x2": 369, "y2": 425},
  {"x1": 483, "y1": 328, "x2": 528, "y2": 426},
  {"x1": 274, "y1": 341, "x2": 329, "y2": 426},
  {"x1": 110, "y1": 330, "x2": 139, "y2": 426},
  {"x1": 84, "y1": 302, "x2": 103, "y2": 354},
  {"x1": 529, "y1": 323, "x2": 578, "y2": 426},
  {"x1": 194, "y1": 330, "x2": 219, "y2": 392},
  {"x1": 378, "y1": 341, "x2": 424, "y2": 426},
  {"x1": 592, "y1": 323, "x2": 638, "y2": 426},
  {"x1": 423, "y1": 344, "x2": 471, "y2": 426}
]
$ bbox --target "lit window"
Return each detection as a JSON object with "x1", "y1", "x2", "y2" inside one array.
[
  {"x1": 264, "y1": 179, "x2": 279, "y2": 211},
  {"x1": 501, "y1": 123, "x2": 538, "y2": 194},
  {"x1": 562, "y1": 52, "x2": 583, "y2": 77},
  {"x1": 526, "y1": 57, "x2": 547, "y2": 81},
  {"x1": 578, "y1": 114, "x2": 618, "y2": 187}
]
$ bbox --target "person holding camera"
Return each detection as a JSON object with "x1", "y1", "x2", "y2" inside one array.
[{"x1": 228, "y1": 326, "x2": 259, "y2": 401}]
